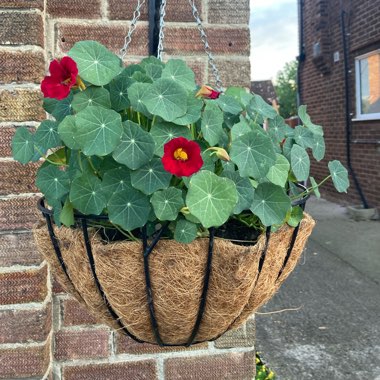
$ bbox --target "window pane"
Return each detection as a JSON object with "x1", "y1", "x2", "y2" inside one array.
[{"x1": 360, "y1": 53, "x2": 380, "y2": 114}]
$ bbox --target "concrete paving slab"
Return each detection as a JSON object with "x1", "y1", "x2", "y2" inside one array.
[{"x1": 255, "y1": 197, "x2": 380, "y2": 379}]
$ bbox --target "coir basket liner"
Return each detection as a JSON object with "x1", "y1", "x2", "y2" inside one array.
[{"x1": 34, "y1": 213, "x2": 315, "y2": 345}]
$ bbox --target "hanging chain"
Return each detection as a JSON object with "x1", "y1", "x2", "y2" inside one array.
[
  {"x1": 119, "y1": 0, "x2": 223, "y2": 90},
  {"x1": 119, "y1": 0, "x2": 146, "y2": 60},
  {"x1": 156, "y1": 0, "x2": 167, "y2": 60},
  {"x1": 188, "y1": 0, "x2": 222, "y2": 90}
]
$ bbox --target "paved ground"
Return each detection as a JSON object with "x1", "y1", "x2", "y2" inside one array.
[{"x1": 255, "y1": 197, "x2": 380, "y2": 380}]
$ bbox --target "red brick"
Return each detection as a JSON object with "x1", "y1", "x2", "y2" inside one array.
[
  {"x1": 165, "y1": 352, "x2": 256, "y2": 380},
  {"x1": 0, "y1": 161, "x2": 39, "y2": 195},
  {"x1": 0, "y1": 89, "x2": 45, "y2": 122},
  {"x1": 0, "y1": 11, "x2": 44, "y2": 47},
  {"x1": 47, "y1": 0, "x2": 102, "y2": 19},
  {"x1": 0, "y1": 49, "x2": 45, "y2": 83},
  {"x1": 0, "y1": 0, "x2": 43, "y2": 9},
  {"x1": 108, "y1": 0, "x2": 202, "y2": 22},
  {"x1": 0, "y1": 126, "x2": 36, "y2": 158},
  {"x1": 61, "y1": 297, "x2": 97, "y2": 326},
  {"x1": 58, "y1": 23, "x2": 149, "y2": 56},
  {"x1": 208, "y1": 0, "x2": 250, "y2": 24},
  {"x1": 300, "y1": 0, "x2": 380, "y2": 208},
  {"x1": 211, "y1": 58, "x2": 251, "y2": 87},
  {"x1": 0, "y1": 196, "x2": 41, "y2": 230},
  {"x1": 0, "y1": 232, "x2": 42, "y2": 267},
  {"x1": 53, "y1": 276, "x2": 66, "y2": 294},
  {"x1": 54, "y1": 329, "x2": 110, "y2": 360},
  {"x1": 164, "y1": 26, "x2": 250, "y2": 56},
  {"x1": 0, "y1": 303, "x2": 51, "y2": 344},
  {"x1": 63, "y1": 360, "x2": 158, "y2": 380},
  {"x1": 214, "y1": 319, "x2": 255, "y2": 349},
  {"x1": 116, "y1": 333, "x2": 208, "y2": 355},
  {"x1": 0, "y1": 343, "x2": 50, "y2": 378},
  {"x1": 0, "y1": 265, "x2": 48, "y2": 305}
]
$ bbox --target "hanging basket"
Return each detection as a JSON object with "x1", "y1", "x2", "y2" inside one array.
[{"x1": 34, "y1": 196, "x2": 315, "y2": 347}]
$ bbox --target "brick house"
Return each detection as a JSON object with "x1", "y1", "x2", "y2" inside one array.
[
  {"x1": 0, "y1": 1, "x2": 255, "y2": 379},
  {"x1": 298, "y1": 0, "x2": 380, "y2": 209}
]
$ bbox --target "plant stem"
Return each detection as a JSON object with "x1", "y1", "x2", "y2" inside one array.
[
  {"x1": 290, "y1": 175, "x2": 332, "y2": 200},
  {"x1": 34, "y1": 145, "x2": 67, "y2": 166},
  {"x1": 78, "y1": 151, "x2": 84, "y2": 172},
  {"x1": 87, "y1": 157, "x2": 97, "y2": 176}
]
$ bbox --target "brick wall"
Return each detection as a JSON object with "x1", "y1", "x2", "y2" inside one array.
[
  {"x1": 0, "y1": 1, "x2": 254, "y2": 379},
  {"x1": 299, "y1": 0, "x2": 380, "y2": 208}
]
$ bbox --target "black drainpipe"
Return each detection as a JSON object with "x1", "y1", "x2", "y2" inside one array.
[
  {"x1": 297, "y1": 0, "x2": 305, "y2": 107},
  {"x1": 340, "y1": 10, "x2": 369, "y2": 208},
  {"x1": 148, "y1": 0, "x2": 162, "y2": 57}
]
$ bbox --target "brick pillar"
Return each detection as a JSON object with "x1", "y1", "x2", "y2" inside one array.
[{"x1": 0, "y1": 1, "x2": 254, "y2": 379}]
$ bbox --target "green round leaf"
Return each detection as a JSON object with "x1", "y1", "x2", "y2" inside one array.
[
  {"x1": 173, "y1": 94, "x2": 202, "y2": 126},
  {"x1": 145, "y1": 63, "x2": 163, "y2": 81},
  {"x1": 34, "y1": 120, "x2": 61, "y2": 151},
  {"x1": 70, "y1": 174, "x2": 107, "y2": 215},
  {"x1": 290, "y1": 144, "x2": 310, "y2": 181},
  {"x1": 12, "y1": 127, "x2": 37, "y2": 164},
  {"x1": 151, "y1": 187, "x2": 184, "y2": 221},
  {"x1": 328, "y1": 160, "x2": 349, "y2": 193},
  {"x1": 102, "y1": 167, "x2": 131, "y2": 196},
  {"x1": 268, "y1": 115, "x2": 287, "y2": 143},
  {"x1": 150, "y1": 121, "x2": 191, "y2": 156},
  {"x1": 216, "y1": 95, "x2": 242, "y2": 115},
  {"x1": 294, "y1": 125, "x2": 314, "y2": 149},
  {"x1": 312, "y1": 135, "x2": 325, "y2": 161},
  {"x1": 68, "y1": 40, "x2": 122, "y2": 86},
  {"x1": 60, "y1": 199, "x2": 75, "y2": 227},
  {"x1": 57, "y1": 115, "x2": 81, "y2": 150},
  {"x1": 186, "y1": 170, "x2": 238, "y2": 228},
  {"x1": 250, "y1": 183, "x2": 291, "y2": 226},
  {"x1": 288, "y1": 205, "x2": 304, "y2": 227},
  {"x1": 310, "y1": 176, "x2": 321, "y2": 198},
  {"x1": 174, "y1": 219, "x2": 198, "y2": 243},
  {"x1": 231, "y1": 118, "x2": 251, "y2": 140},
  {"x1": 113, "y1": 121, "x2": 155, "y2": 170},
  {"x1": 109, "y1": 75, "x2": 134, "y2": 112},
  {"x1": 161, "y1": 59, "x2": 196, "y2": 90},
  {"x1": 142, "y1": 78, "x2": 187, "y2": 122},
  {"x1": 221, "y1": 170, "x2": 254, "y2": 214},
  {"x1": 108, "y1": 188, "x2": 151, "y2": 231},
  {"x1": 230, "y1": 130, "x2": 277, "y2": 179},
  {"x1": 201, "y1": 103, "x2": 224, "y2": 146},
  {"x1": 74, "y1": 106, "x2": 122, "y2": 156},
  {"x1": 266, "y1": 154, "x2": 290, "y2": 187},
  {"x1": 36, "y1": 165, "x2": 70, "y2": 201},
  {"x1": 72, "y1": 86, "x2": 111, "y2": 112},
  {"x1": 127, "y1": 82, "x2": 151, "y2": 115},
  {"x1": 130, "y1": 158, "x2": 171, "y2": 195},
  {"x1": 52, "y1": 93, "x2": 73, "y2": 122},
  {"x1": 249, "y1": 94, "x2": 278, "y2": 119},
  {"x1": 298, "y1": 105, "x2": 324, "y2": 136}
]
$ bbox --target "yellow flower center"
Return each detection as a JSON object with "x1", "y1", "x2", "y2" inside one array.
[{"x1": 173, "y1": 148, "x2": 188, "y2": 161}]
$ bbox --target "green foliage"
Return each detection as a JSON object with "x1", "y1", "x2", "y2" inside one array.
[
  {"x1": 12, "y1": 40, "x2": 350, "y2": 241},
  {"x1": 274, "y1": 60, "x2": 298, "y2": 119}
]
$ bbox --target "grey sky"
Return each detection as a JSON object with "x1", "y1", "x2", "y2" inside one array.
[{"x1": 250, "y1": 0, "x2": 298, "y2": 81}]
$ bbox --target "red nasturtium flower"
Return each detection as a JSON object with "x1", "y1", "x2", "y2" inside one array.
[
  {"x1": 41, "y1": 57, "x2": 78, "y2": 100},
  {"x1": 162, "y1": 137, "x2": 203, "y2": 177},
  {"x1": 195, "y1": 85, "x2": 221, "y2": 99}
]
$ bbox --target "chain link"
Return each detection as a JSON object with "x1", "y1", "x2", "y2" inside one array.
[
  {"x1": 119, "y1": 0, "x2": 146, "y2": 60},
  {"x1": 119, "y1": 0, "x2": 222, "y2": 90},
  {"x1": 156, "y1": 0, "x2": 167, "y2": 60},
  {"x1": 188, "y1": 0, "x2": 222, "y2": 90}
]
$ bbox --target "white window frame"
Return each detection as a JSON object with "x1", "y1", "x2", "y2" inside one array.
[{"x1": 354, "y1": 49, "x2": 380, "y2": 121}]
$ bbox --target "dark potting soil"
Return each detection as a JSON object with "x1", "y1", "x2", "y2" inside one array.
[{"x1": 99, "y1": 219, "x2": 261, "y2": 246}]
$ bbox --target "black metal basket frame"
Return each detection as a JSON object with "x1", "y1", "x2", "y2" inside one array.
[{"x1": 38, "y1": 185, "x2": 309, "y2": 347}]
